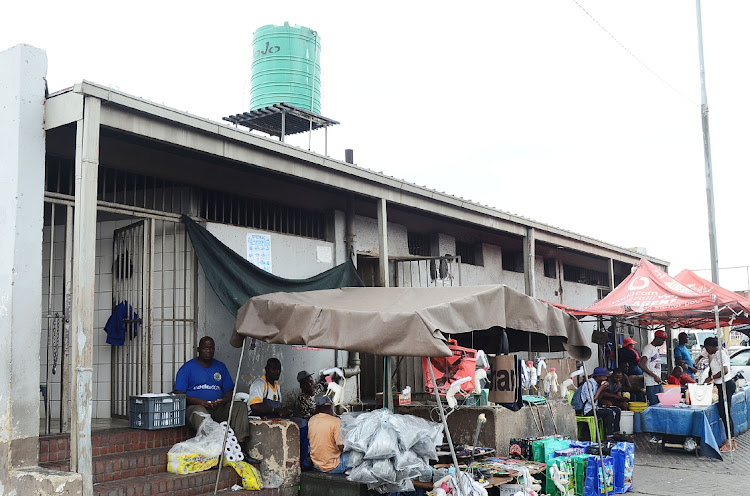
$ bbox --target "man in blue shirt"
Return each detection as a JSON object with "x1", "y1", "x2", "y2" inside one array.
[
  {"x1": 579, "y1": 366, "x2": 621, "y2": 438},
  {"x1": 174, "y1": 336, "x2": 250, "y2": 449},
  {"x1": 674, "y1": 332, "x2": 697, "y2": 378}
]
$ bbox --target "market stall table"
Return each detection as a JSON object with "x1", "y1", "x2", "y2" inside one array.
[{"x1": 641, "y1": 388, "x2": 749, "y2": 460}]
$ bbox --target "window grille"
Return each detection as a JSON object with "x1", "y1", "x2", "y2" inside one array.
[
  {"x1": 407, "y1": 232, "x2": 432, "y2": 257},
  {"x1": 563, "y1": 264, "x2": 609, "y2": 286},
  {"x1": 502, "y1": 250, "x2": 524, "y2": 273}
]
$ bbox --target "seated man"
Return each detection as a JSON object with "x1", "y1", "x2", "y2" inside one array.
[
  {"x1": 295, "y1": 370, "x2": 327, "y2": 420},
  {"x1": 668, "y1": 365, "x2": 696, "y2": 386},
  {"x1": 579, "y1": 366, "x2": 621, "y2": 438},
  {"x1": 174, "y1": 336, "x2": 250, "y2": 450},
  {"x1": 308, "y1": 395, "x2": 349, "y2": 474},
  {"x1": 600, "y1": 369, "x2": 630, "y2": 410},
  {"x1": 248, "y1": 358, "x2": 292, "y2": 419}
]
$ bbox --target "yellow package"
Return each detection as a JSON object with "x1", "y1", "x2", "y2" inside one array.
[
  {"x1": 167, "y1": 452, "x2": 219, "y2": 474},
  {"x1": 223, "y1": 459, "x2": 262, "y2": 490}
]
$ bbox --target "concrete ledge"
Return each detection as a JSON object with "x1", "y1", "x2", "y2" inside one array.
[
  {"x1": 10, "y1": 467, "x2": 82, "y2": 495},
  {"x1": 397, "y1": 400, "x2": 577, "y2": 455},
  {"x1": 247, "y1": 420, "x2": 300, "y2": 489},
  {"x1": 300, "y1": 471, "x2": 371, "y2": 496}
]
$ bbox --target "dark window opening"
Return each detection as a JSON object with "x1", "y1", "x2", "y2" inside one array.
[
  {"x1": 407, "y1": 232, "x2": 432, "y2": 257},
  {"x1": 544, "y1": 258, "x2": 557, "y2": 278},
  {"x1": 502, "y1": 249, "x2": 524, "y2": 273},
  {"x1": 456, "y1": 241, "x2": 482, "y2": 266},
  {"x1": 563, "y1": 264, "x2": 609, "y2": 287}
]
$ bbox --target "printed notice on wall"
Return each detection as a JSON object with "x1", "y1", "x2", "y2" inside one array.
[
  {"x1": 246, "y1": 233, "x2": 272, "y2": 273},
  {"x1": 316, "y1": 246, "x2": 333, "y2": 263}
]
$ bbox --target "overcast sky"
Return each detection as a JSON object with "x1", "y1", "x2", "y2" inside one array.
[{"x1": 4, "y1": 1, "x2": 749, "y2": 290}]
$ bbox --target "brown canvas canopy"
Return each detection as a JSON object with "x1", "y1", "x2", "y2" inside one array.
[{"x1": 231, "y1": 285, "x2": 591, "y2": 359}]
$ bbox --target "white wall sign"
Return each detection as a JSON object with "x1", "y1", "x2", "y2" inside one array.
[
  {"x1": 246, "y1": 233, "x2": 272, "y2": 273},
  {"x1": 316, "y1": 246, "x2": 333, "y2": 263}
]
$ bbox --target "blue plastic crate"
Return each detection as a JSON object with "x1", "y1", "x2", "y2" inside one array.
[{"x1": 129, "y1": 394, "x2": 186, "y2": 430}]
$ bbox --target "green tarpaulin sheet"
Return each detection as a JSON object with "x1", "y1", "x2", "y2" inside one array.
[{"x1": 182, "y1": 215, "x2": 364, "y2": 317}]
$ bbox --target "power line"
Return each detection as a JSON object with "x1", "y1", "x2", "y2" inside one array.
[{"x1": 571, "y1": 0, "x2": 698, "y2": 106}]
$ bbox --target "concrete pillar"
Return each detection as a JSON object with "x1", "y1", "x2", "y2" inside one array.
[
  {"x1": 523, "y1": 227, "x2": 536, "y2": 298},
  {"x1": 70, "y1": 96, "x2": 101, "y2": 496},
  {"x1": 0, "y1": 43, "x2": 47, "y2": 470},
  {"x1": 608, "y1": 258, "x2": 615, "y2": 290},
  {"x1": 0, "y1": 43, "x2": 82, "y2": 494},
  {"x1": 377, "y1": 198, "x2": 389, "y2": 287}
]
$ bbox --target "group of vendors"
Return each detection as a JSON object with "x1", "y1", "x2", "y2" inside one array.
[
  {"x1": 173, "y1": 336, "x2": 345, "y2": 470},
  {"x1": 614, "y1": 330, "x2": 736, "y2": 452}
]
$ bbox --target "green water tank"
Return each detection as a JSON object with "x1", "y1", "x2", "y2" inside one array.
[{"x1": 250, "y1": 22, "x2": 321, "y2": 114}]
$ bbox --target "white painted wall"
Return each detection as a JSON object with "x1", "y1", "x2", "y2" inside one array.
[{"x1": 1, "y1": 44, "x2": 48, "y2": 460}]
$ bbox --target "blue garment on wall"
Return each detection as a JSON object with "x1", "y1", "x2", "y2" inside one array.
[{"x1": 104, "y1": 301, "x2": 139, "y2": 346}]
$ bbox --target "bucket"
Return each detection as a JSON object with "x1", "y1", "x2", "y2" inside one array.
[
  {"x1": 620, "y1": 411, "x2": 634, "y2": 434},
  {"x1": 628, "y1": 401, "x2": 647, "y2": 412}
]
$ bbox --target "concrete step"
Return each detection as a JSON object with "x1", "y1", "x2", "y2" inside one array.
[
  {"x1": 40, "y1": 446, "x2": 171, "y2": 483},
  {"x1": 91, "y1": 467, "x2": 242, "y2": 496},
  {"x1": 39, "y1": 426, "x2": 192, "y2": 463}
]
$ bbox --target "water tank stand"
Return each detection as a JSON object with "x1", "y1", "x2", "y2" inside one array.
[{"x1": 223, "y1": 103, "x2": 339, "y2": 150}]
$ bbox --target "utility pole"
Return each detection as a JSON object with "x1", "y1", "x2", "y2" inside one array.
[{"x1": 696, "y1": 0, "x2": 720, "y2": 285}]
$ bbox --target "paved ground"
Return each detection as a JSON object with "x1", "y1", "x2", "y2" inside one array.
[{"x1": 630, "y1": 432, "x2": 748, "y2": 495}]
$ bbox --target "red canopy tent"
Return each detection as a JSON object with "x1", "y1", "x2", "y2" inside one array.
[
  {"x1": 552, "y1": 258, "x2": 718, "y2": 327},
  {"x1": 673, "y1": 269, "x2": 750, "y2": 327},
  {"x1": 551, "y1": 259, "x2": 748, "y2": 460}
]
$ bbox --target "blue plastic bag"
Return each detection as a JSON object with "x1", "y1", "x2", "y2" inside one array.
[
  {"x1": 584, "y1": 455, "x2": 614, "y2": 496},
  {"x1": 611, "y1": 442, "x2": 634, "y2": 493}
]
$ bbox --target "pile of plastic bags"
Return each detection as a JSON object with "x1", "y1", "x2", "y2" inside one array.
[{"x1": 341, "y1": 409, "x2": 442, "y2": 494}]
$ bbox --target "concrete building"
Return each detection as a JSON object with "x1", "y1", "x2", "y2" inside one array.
[{"x1": 1, "y1": 44, "x2": 668, "y2": 495}]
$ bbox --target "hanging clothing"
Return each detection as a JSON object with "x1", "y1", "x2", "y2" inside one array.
[{"x1": 104, "y1": 301, "x2": 139, "y2": 346}]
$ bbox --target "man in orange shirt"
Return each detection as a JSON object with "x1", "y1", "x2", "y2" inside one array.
[{"x1": 308, "y1": 395, "x2": 349, "y2": 473}]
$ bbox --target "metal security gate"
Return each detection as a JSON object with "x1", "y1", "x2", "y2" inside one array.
[
  {"x1": 110, "y1": 218, "x2": 198, "y2": 417},
  {"x1": 111, "y1": 221, "x2": 150, "y2": 417}
]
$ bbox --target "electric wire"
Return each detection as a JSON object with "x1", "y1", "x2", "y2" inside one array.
[{"x1": 571, "y1": 0, "x2": 698, "y2": 106}]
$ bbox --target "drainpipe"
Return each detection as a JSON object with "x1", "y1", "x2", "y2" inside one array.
[
  {"x1": 343, "y1": 351, "x2": 361, "y2": 378},
  {"x1": 345, "y1": 150, "x2": 356, "y2": 264}
]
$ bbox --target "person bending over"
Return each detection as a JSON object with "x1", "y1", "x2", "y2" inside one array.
[{"x1": 667, "y1": 365, "x2": 696, "y2": 386}]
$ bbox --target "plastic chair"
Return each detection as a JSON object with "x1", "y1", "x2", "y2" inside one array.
[{"x1": 575, "y1": 416, "x2": 604, "y2": 442}]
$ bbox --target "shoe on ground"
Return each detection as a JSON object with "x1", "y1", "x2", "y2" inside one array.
[{"x1": 647, "y1": 435, "x2": 661, "y2": 444}]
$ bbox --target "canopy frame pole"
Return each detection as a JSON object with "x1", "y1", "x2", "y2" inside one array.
[
  {"x1": 581, "y1": 361, "x2": 609, "y2": 496},
  {"x1": 713, "y1": 303, "x2": 733, "y2": 462},
  {"x1": 427, "y1": 360, "x2": 465, "y2": 496},
  {"x1": 214, "y1": 338, "x2": 247, "y2": 495}
]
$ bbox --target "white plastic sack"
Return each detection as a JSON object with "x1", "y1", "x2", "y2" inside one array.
[
  {"x1": 364, "y1": 423, "x2": 399, "y2": 460},
  {"x1": 370, "y1": 459, "x2": 397, "y2": 484},
  {"x1": 347, "y1": 461, "x2": 379, "y2": 484},
  {"x1": 167, "y1": 415, "x2": 226, "y2": 474}
]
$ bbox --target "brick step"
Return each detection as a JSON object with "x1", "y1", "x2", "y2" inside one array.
[
  {"x1": 41, "y1": 446, "x2": 171, "y2": 483},
  {"x1": 39, "y1": 426, "x2": 192, "y2": 462},
  {"x1": 92, "y1": 466, "x2": 242, "y2": 496}
]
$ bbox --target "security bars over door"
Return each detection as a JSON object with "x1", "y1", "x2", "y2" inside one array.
[
  {"x1": 111, "y1": 221, "x2": 150, "y2": 417},
  {"x1": 110, "y1": 218, "x2": 198, "y2": 417}
]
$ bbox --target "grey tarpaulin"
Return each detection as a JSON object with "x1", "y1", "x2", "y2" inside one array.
[
  {"x1": 230, "y1": 285, "x2": 592, "y2": 359},
  {"x1": 182, "y1": 215, "x2": 364, "y2": 317}
]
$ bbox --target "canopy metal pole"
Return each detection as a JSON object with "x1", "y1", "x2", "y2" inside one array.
[
  {"x1": 713, "y1": 304, "x2": 733, "y2": 462},
  {"x1": 581, "y1": 362, "x2": 609, "y2": 496},
  {"x1": 214, "y1": 338, "x2": 247, "y2": 495},
  {"x1": 427, "y1": 360, "x2": 465, "y2": 496}
]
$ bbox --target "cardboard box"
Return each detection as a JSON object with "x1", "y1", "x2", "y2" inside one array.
[{"x1": 376, "y1": 391, "x2": 411, "y2": 406}]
